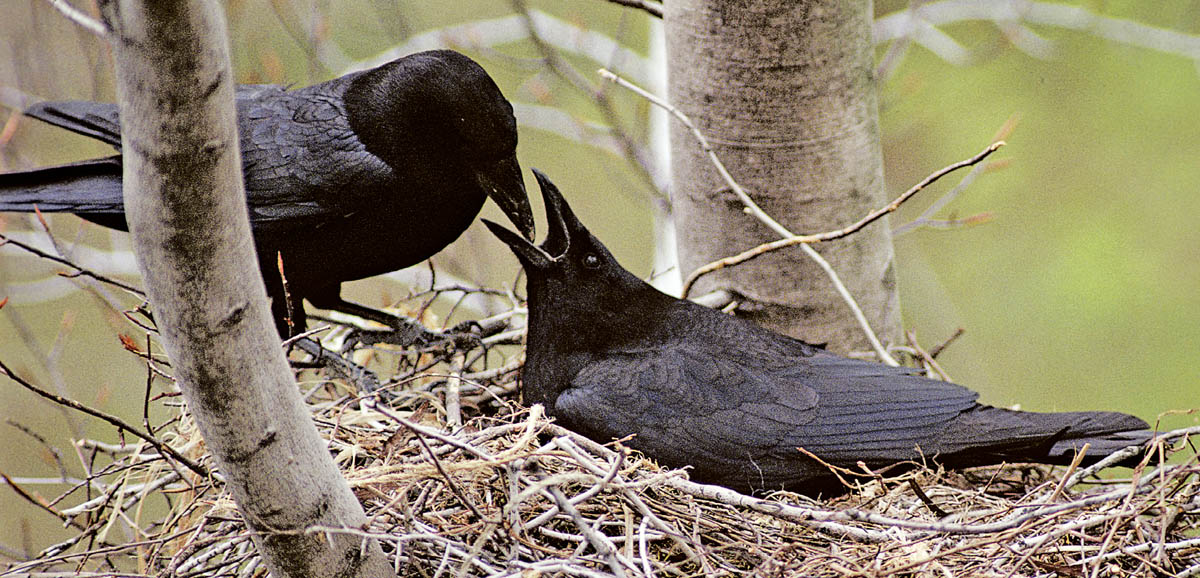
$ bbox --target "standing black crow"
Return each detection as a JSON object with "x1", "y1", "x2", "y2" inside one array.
[
  {"x1": 485, "y1": 171, "x2": 1153, "y2": 494},
  {"x1": 0, "y1": 49, "x2": 535, "y2": 339}
]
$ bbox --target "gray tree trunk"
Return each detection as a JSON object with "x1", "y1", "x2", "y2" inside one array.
[
  {"x1": 97, "y1": 1, "x2": 393, "y2": 576},
  {"x1": 664, "y1": 0, "x2": 900, "y2": 354}
]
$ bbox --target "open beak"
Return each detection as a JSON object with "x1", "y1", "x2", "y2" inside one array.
[
  {"x1": 483, "y1": 218, "x2": 551, "y2": 271},
  {"x1": 475, "y1": 155, "x2": 535, "y2": 240}
]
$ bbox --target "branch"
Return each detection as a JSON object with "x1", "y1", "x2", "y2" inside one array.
[
  {"x1": 98, "y1": 1, "x2": 391, "y2": 576},
  {"x1": 45, "y1": 0, "x2": 109, "y2": 37},
  {"x1": 599, "y1": 0, "x2": 662, "y2": 19},
  {"x1": 875, "y1": 1, "x2": 1200, "y2": 66},
  {"x1": 679, "y1": 141, "x2": 1004, "y2": 297},
  {"x1": 0, "y1": 358, "x2": 209, "y2": 478},
  {"x1": 512, "y1": 0, "x2": 663, "y2": 197},
  {"x1": 0, "y1": 232, "x2": 145, "y2": 297}
]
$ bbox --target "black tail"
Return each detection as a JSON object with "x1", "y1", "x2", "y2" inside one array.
[
  {"x1": 940, "y1": 405, "x2": 1152, "y2": 468},
  {"x1": 0, "y1": 157, "x2": 128, "y2": 230},
  {"x1": 24, "y1": 100, "x2": 123, "y2": 147}
]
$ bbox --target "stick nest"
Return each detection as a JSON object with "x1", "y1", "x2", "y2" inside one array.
[{"x1": 3, "y1": 298, "x2": 1198, "y2": 578}]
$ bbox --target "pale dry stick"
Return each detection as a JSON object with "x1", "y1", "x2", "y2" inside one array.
[
  {"x1": 542, "y1": 423, "x2": 893, "y2": 542},
  {"x1": 366, "y1": 400, "x2": 497, "y2": 462},
  {"x1": 667, "y1": 471, "x2": 1168, "y2": 540},
  {"x1": 491, "y1": 404, "x2": 546, "y2": 461},
  {"x1": 496, "y1": 560, "x2": 618, "y2": 578},
  {"x1": 304, "y1": 526, "x2": 504, "y2": 574},
  {"x1": 1076, "y1": 536, "x2": 1200, "y2": 568},
  {"x1": 519, "y1": 441, "x2": 625, "y2": 530},
  {"x1": 599, "y1": 69, "x2": 946, "y2": 366},
  {"x1": 1064, "y1": 425, "x2": 1200, "y2": 489},
  {"x1": 1088, "y1": 463, "x2": 1151, "y2": 578},
  {"x1": 445, "y1": 352, "x2": 466, "y2": 428},
  {"x1": 1016, "y1": 507, "x2": 1160, "y2": 554},
  {"x1": 1043, "y1": 444, "x2": 1089, "y2": 504},
  {"x1": 637, "y1": 517, "x2": 656, "y2": 578},
  {"x1": 463, "y1": 356, "x2": 524, "y2": 383},
  {"x1": 546, "y1": 485, "x2": 633, "y2": 578},
  {"x1": 549, "y1": 434, "x2": 710, "y2": 570},
  {"x1": 1003, "y1": 448, "x2": 1099, "y2": 578},
  {"x1": 681, "y1": 141, "x2": 1005, "y2": 297}
]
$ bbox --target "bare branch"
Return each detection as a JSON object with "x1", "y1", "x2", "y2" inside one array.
[
  {"x1": 0, "y1": 357, "x2": 208, "y2": 478},
  {"x1": 680, "y1": 141, "x2": 1004, "y2": 298},
  {"x1": 0, "y1": 232, "x2": 145, "y2": 296},
  {"x1": 45, "y1": 0, "x2": 109, "y2": 37},
  {"x1": 599, "y1": 0, "x2": 662, "y2": 19}
]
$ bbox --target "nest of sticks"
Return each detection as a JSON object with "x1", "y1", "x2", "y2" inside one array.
[{"x1": 2, "y1": 281, "x2": 1199, "y2": 578}]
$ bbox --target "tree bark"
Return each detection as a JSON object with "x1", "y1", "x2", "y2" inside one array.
[
  {"x1": 664, "y1": 0, "x2": 900, "y2": 353},
  {"x1": 97, "y1": 1, "x2": 393, "y2": 576}
]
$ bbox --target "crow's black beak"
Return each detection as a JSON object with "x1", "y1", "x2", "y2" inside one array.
[
  {"x1": 483, "y1": 218, "x2": 551, "y2": 270},
  {"x1": 533, "y1": 169, "x2": 569, "y2": 258},
  {"x1": 475, "y1": 155, "x2": 535, "y2": 240}
]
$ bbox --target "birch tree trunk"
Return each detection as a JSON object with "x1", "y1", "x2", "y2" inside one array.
[
  {"x1": 665, "y1": 0, "x2": 900, "y2": 353},
  {"x1": 97, "y1": 1, "x2": 393, "y2": 575}
]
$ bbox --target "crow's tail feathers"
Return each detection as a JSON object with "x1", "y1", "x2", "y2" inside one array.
[
  {"x1": 24, "y1": 100, "x2": 123, "y2": 146},
  {"x1": 0, "y1": 157, "x2": 127, "y2": 229},
  {"x1": 941, "y1": 405, "x2": 1154, "y2": 469}
]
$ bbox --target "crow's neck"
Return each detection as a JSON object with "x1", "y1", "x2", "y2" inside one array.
[{"x1": 521, "y1": 276, "x2": 685, "y2": 408}]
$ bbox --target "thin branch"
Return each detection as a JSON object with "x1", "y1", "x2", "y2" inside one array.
[
  {"x1": 893, "y1": 153, "x2": 997, "y2": 236},
  {"x1": 0, "y1": 358, "x2": 209, "y2": 478},
  {"x1": 680, "y1": 141, "x2": 1004, "y2": 297},
  {"x1": 599, "y1": 68, "x2": 905, "y2": 365},
  {"x1": 599, "y1": 0, "x2": 662, "y2": 19},
  {"x1": 0, "y1": 232, "x2": 145, "y2": 297},
  {"x1": 45, "y1": 0, "x2": 109, "y2": 37},
  {"x1": 514, "y1": 0, "x2": 663, "y2": 197},
  {"x1": 546, "y1": 485, "x2": 631, "y2": 578}
]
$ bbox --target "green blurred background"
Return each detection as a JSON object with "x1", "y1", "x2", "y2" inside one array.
[{"x1": 1, "y1": 0, "x2": 1197, "y2": 556}]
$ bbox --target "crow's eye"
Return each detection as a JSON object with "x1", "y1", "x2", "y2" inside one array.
[{"x1": 582, "y1": 253, "x2": 601, "y2": 269}]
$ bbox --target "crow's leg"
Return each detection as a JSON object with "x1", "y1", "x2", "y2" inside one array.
[{"x1": 288, "y1": 336, "x2": 383, "y2": 395}]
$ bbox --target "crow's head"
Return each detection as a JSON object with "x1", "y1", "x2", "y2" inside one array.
[
  {"x1": 483, "y1": 169, "x2": 614, "y2": 275},
  {"x1": 484, "y1": 170, "x2": 670, "y2": 352},
  {"x1": 346, "y1": 50, "x2": 534, "y2": 239}
]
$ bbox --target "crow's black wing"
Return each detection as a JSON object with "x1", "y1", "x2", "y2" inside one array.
[
  {"x1": 559, "y1": 344, "x2": 818, "y2": 463},
  {"x1": 556, "y1": 342, "x2": 980, "y2": 479},
  {"x1": 236, "y1": 77, "x2": 395, "y2": 226},
  {"x1": 22, "y1": 81, "x2": 396, "y2": 227},
  {"x1": 771, "y1": 352, "x2": 980, "y2": 462}
]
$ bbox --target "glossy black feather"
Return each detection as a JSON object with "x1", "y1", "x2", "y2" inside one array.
[
  {"x1": 1, "y1": 50, "x2": 534, "y2": 336},
  {"x1": 485, "y1": 171, "x2": 1153, "y2": 494}
]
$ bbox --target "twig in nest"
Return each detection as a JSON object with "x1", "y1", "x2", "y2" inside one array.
[
  {"x1": 907, "y1": 479, "x2": 949, "y2": 518},
  {"x1": 927, "y1": 327, "x2": 965, "y2": 359},
  {"x1": 906, "y1": 329, "x2": 952, "y2": 382}
]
